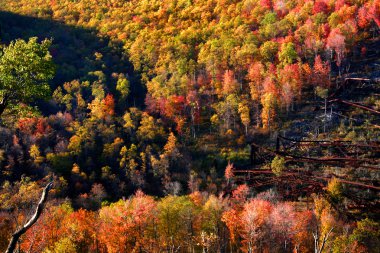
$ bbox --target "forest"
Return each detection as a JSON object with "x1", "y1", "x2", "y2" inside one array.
[{"x1": 0, "y1": 0, "x2": 379, "y2": 252}]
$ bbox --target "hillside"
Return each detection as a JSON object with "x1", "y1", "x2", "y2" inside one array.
[{"x1": 0, "y1": 0, "x2": 379, "y2": 252}]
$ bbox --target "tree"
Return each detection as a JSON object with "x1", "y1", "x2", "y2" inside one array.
[
  {"x1": 312, "y1": 55, "x2": 330, "y2": 88},
  {"x1": 99, "y1": 191, "x2": 157, "y2": 253},
  {"x1": 247, "y1": 62, "x2": 265, "y2": 126},
  {"x1": 350, "y1": 218, "x2": 380, "y2": 252},
  {"x1": 225, "y1": 162, "x2": 234, "y2": 184},
  {"x1": 326, "y1": 29, "x2": 345, "y2": 75},
  {"x1": 315, "y1": 86, "x2": 329, "y2": 132},
  {"x1": 116, "y1": 73, "x2": 130, "y2": 99},
  {"x1": 271, "y1": 155, "x2": 286, "y2": 176},
  {"x1": 0, "y1": 37, "x2": 55, "y2": 117},
  {"x1": 261, "y1": 77, "x2": 278, "y2": 129},
  {"x1": 278, "y1": 64, "x2": 302, "y2": 111},
  {"x1": 326, "y1": 177, "x2": 343, "y2": 203},
  {"x1": 240, "y1": 199, "x2": 273, "y2": 253},
  {"x1": 137, "y1": 112, "x2": 165, "y2": 142},
  {"x1": 222, "y1": 70, "x2": 239, "y2": 94},
  {"x1": 157, "y1": 195, "x2": 199, "y2": 252},
  {"x1": 260, "y1": 41, "x2": 279, "y2": 62},
  {"x1": 270, "y1": 202, "x2": 297, "y2": 251},
  {"x1": 238, "y1": 101, "x2": 251, "y2": 134},
  {"x1": 278, "y1": 42, "x2": 298, "y2": 65}
]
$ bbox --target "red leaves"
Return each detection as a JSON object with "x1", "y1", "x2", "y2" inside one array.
[
  {"x1": 222, "y1": 70, "x2": 239, "y2": 95},
  {"x1": 232, "y1": 184, "x2": 250, "y2": 203},
  {"x1": 358, "y1": 7, "x2": 370, "y2": 29},
  {"x1": 260, "y1": 0, "x2": 272, "y2": 10},
  {"x1": 312, "y1": 55, "x2": 330, "y2": 88},
  {"x1": 102, "y1": 94, "x2": 115, "y2": 117},
  {"x1": 98, "y1": 191, "x2": 157, "y2": 253},
  {"x1": 313, "y1": 1, "x2": 329, "y2": 14},
  {"x1": 369, "y1": 0, "x2": 380, "y2": 27},
  {"x1": 17, "y1": 117, "x2": 51, "y2": 136}
]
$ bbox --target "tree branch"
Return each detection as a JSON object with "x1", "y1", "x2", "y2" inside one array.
[{"x1": 5, "y1": 181, "x2": 53, "y2": 253}]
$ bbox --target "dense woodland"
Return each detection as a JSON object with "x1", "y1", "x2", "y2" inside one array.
[{"x1": 0, "y1": 0, "x2": 379, "y2": 252}]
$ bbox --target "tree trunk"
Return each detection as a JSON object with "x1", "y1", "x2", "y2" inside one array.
[
  {"x1": 0, "y1": 100, "x2": 7, "y2": 117},
  {"x1": 6, "y1": 182, "x2": 53, "y2": 253}
]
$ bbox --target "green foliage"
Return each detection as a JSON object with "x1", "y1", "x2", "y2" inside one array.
[
  {"x1": 271, "y1": 155, "x2": 285, "y2": 176},
  {"x1": 0, "y1": 37, "x2": 55, "y2": 115},
  {"x1": 260, "y1": 41, "x2": 278, "y2": 62},
  {"x1": 315, "y1": 86, "x2": 329, "y2": 99},
  {"x1": 350, "y1": 218, "x2": 380, "y2": 252},
  {"x1": 278, "y1": 42, "x2": 298, "y2": 65},
  {"x1": 0, "y1": 4, "x2": 377, "y2": 252},
  {"x1": 157, "y1": 195, "x2": 199, "y2": 246},
  {"x1": 137, "y1": 112, "x2": 165, "y2": 142},
  {"x1": 116, "y1": 74, "x2": 130, "y2": 99},
  {"x1": 46, "y1": 152, "x2": 74, "y2": 175}
]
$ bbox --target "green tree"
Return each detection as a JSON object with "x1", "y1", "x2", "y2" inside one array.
[
  {"x1": 271, "y1": 155, "x2": 285, "y2": 176},
  {"x1": 260, "y1": 41, "x2": 278, "y2": 62},
  {"x1": 278, "y1": 42, "x2": 298, "y2": 65},
  {"x1": 116, "y1": 73, "x2": 130, "y2": 99},
  {"x1": 0, "y1": 37, "x2": 55, "y2": 116}
]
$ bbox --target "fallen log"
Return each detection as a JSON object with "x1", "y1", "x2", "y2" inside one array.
[{"x1": 329, "y1": 99, "x2": 380, "y2": 115}]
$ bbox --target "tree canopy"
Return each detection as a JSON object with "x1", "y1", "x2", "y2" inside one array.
[{"x1": 0, "y1": 37, "x2": 55, "y2": 116}]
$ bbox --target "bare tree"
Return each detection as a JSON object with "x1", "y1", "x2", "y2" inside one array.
[
  {"x1": 313, "y1": 226, "x2": 334, "y2": 253},
  {"x1": 5, "y1": 182, "x2": 53, "y2": 253}
]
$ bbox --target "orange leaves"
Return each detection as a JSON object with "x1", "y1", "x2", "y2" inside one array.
[
  {"x1": 240, "y1": 199, "x2": 272, "y2": 250},
  {"x1": 369, "y1": 0, "x2": 380, "y2": 27},
  {"x1": 65, "y1": 209, "x2": 98, "y2": 252},
  {"x1": 88, "y1": 94, "x2": 115, "y2": 122},
  {"x1": 278, "y1": 63, "x2": 302, "y2": 105},
  {"x1": 17, "y1": 117, "x2": 51, "y2": 136},
  {"x1": 357, "y1": 7, "x2": 370, "y2": 29},
  {"x1": 102, "y1": 94, "x2": 115, "y2": 117},
  {"x1": 221, "y1": 208, "x2": 241, "y2": 243},
  {"x1": 222, "y1": 70, "x2": 239, "y2": 95},
  {"x1": 98, "y1": 191, "x2": 157, "y2": 253},
  {"x1": 225, "y1": 161, "x2": 234, "y2": 182},
  {"x1": 232, "y1": 184, "x2": 250, "y2": 204},
  {"x1": 247, "y1": 62, "x2": 264, "y2": 101},
  {"x1": 312, "y1": 55, "x2": 330, "y2": 88}
]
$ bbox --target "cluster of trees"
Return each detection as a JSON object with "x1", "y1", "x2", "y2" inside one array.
[
  {"x1": 1, "y1": 0, "x2": 379, "y2": 133},
  {"x1": 1, "y1": 180, "x2": 379, "y2": 253},
  {"x1": 0, "y1": 0, "x2": 378, "y2": 200},
  {"x1": 0, "y1": 0, "x2": 379, "y2": 252}
]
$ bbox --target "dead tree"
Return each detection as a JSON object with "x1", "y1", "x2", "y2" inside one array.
[
  {"x1": 5, "y1": 181, "x2": 53, "y2": 253},
  {"x1": 313, "y1": 227, "x2": 334, "y2": 253}
]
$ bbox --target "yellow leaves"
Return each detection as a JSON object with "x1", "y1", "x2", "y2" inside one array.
[
  {"x1": 210, "y1": 114, "x2": 219, "y2": 126},
  {"x1": 238, "y1": 101, "x2": 250, "y2": 128},
  {"x1": 29, "y1": 144, "x2": 41, "y2": 159},
  {"x1": 163, "y1": 132, "x2": 177, "y2": 155},
  {"x1": 278, "y1": 42, "x2": 298, "y2": 65},
  {"x1": 137, "y1": 112, "x2": 165, "y2": 141},
  {"x1": 260, "y1": 92, "x2": 277, "y2": 128},
  {"x1": 68, "y1": 135, "x2": 81, "y2": 153},
  {"x1": 271, "y1": 155, "x2": 285, "y2": 176},
  {"x1": 327, "y1": 177, "x2": 343, "y2": 201}
]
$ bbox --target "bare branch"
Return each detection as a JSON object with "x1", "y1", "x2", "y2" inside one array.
[{"x1": 5, "y1": 181, "x2": 53, "y2": 253}]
